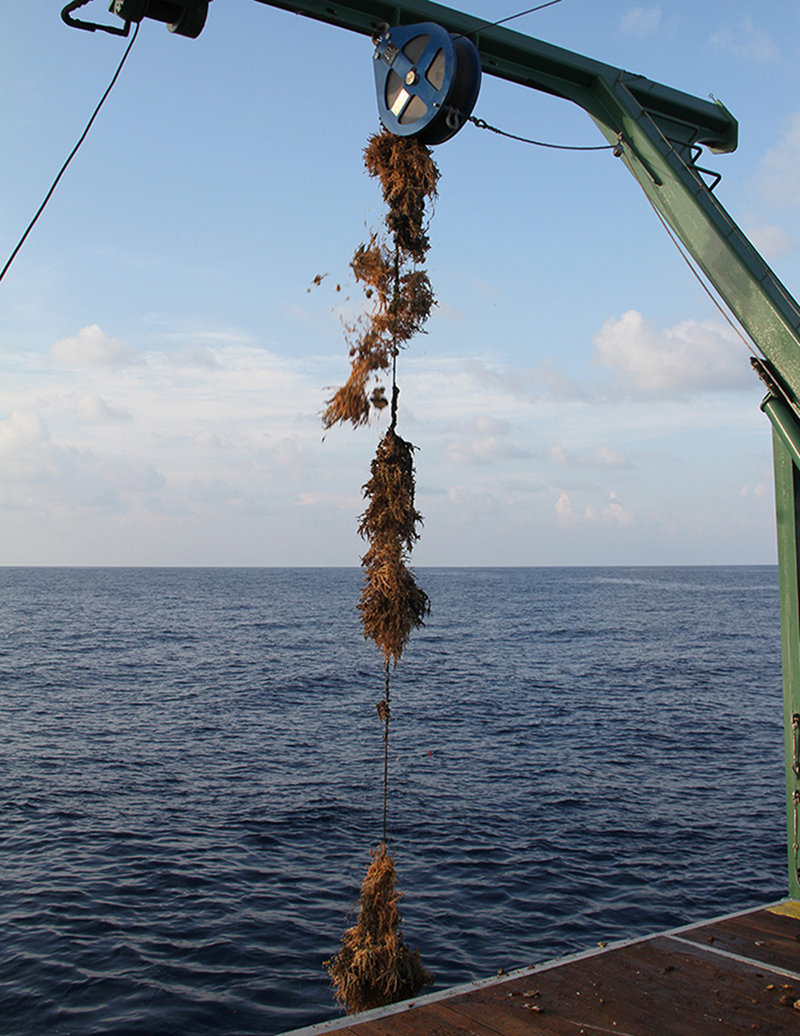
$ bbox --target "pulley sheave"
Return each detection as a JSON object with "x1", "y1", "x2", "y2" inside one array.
[{"x1": 373, "y1": 22, "x2": 481, "y2": 145}]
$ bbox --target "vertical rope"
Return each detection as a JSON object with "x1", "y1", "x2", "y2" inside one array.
[
  {"x1": 382, "y1": 241, "x2": 402, "y2": 845},
  {"x1": 382, "y1": 659, "x2": 391, "y2": 845},
  {"x1": 389, "y1": 242, "x2": 400, "y2": 433}
]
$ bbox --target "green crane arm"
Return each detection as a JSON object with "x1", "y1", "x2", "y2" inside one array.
[
  {"x1": 252, "y1": 0, "x2": 800, "y2": 408},
  {"x1": 249, "y1": 0, "x2": 800, "y2": 899},
  {"x1": 250, "y1": 0, "x2": 800, "y2": 902},
  {"x1": 113, "y1": 0, "x2": 800, "y2": 899}
]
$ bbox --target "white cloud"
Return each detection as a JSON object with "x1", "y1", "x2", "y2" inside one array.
[
  {"x1": 193, "y1": 430, "x2": 225, "y2": 449},
  {"x1": 445, "y1": 485, "x2": 500, "y2": 513},
  {"x1": 72, "y1": 393, "x2": 132, "y2": 423},
  {"x1": 593, "y1": 310, "x2": 750, "y2": 396},
  {"x1": 0, "y1": 331, "x2": 770, "y2": 564},
  {"x1": 604, "y1": 491, "x2": 633, "y2": 525},
  {"x1": 0, "y1": 341, "x2": 347, "y2": 535},
  {"x1": 50, "y1": 324, "x2": 134, "y2": 368},
  {"x1": 740, "y1": 482, "x2": 768, "y2": 498},
  {"x1": 555, "y1": 489, "x2": 633, "y2": 528},
  {"x1": 0, "y1": 410, "x2": 50, "y2": 451},
  {"x1": 273, "y1": 436, "x2": 307, "y2": 468},
  {"x1": 161, "y1": 328, "x2": 256, "y2": 348},
  {"x1": 709, "y1": 18, "x2": 778, "y2": 62},
  {"x1": 0, "y1": 407, "x2": 165, "y2": 519},
  {"x1": 295, "y1": 490, "x2": 362, "y2": 509},
  {"x1": 472, "y1": 415, "x2": 509, "y2": 436},
  {"x1": 550, "y1": 444, "x2": 630, "y2": 468},
  {"x1": 621, "y1": 7, "x2": 661, "y2": 37},
  {"x1": 462, "y1": 357, "x2": 586, "y2": 402},
  {"x1": 758, "y1": 110, "x2": 800, "y2": 207},
  {"x1": 555, "y1": 490, "x2": 577, "y2": 527},
  {"x1": 445, "y1": 414, "x2": 526, "y2": 465},
  {"x1": 185, "y1": 478, "x2": 245, "y2": 507},
  {"x1": 446, "y1": 435, "x2": 525, "y2": 465},
  {"x1": 595, "y1": 447, "x2": 629, "y2": 468},
  {"x1": 167, "y1": 346, "x2": 220, "y2": 369}
]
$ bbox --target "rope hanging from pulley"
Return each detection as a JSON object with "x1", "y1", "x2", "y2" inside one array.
[
  {"x1": 322, "y1": 128, "x2": 437, "y2": 1014},
  {"x1": 325, "y1": 11, "x2": 598, "y2": 1014}
]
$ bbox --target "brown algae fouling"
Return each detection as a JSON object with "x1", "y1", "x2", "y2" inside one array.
[
  {"x1": 323, "y1": 131, "x2": 438, "y2": 429},
  {"x1": 363, "y1": 130, "x2": 439, "y2": 261},
  {"x1": 324, "y1": 131, "x2": 435, "y2": 1013},
  {"x1": 325, "y1": 842, "x2": 433, "y2": 1013},
  {"x1": 358, "y1": 429, "x2": 429, "y2": 665}
]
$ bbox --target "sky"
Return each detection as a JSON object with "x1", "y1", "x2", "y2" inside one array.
[{"x1": 2, "y1": 1, "x2": 800, "y2": 566}]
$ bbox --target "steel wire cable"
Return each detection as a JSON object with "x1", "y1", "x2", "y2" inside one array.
[
  {"x1": 469, "y1": 115, "x2": 618, "y2": 151},
  {"x1": 0, "y1": 20, "x2": 140, "y2": 284},
  {"x1": 457, "y1": 0, "x2": 565, "y2": 39}
]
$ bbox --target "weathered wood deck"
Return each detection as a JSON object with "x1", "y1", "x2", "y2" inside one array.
[{"x1": 286, "y1": 900, "x2": 800, "y2": 1035}]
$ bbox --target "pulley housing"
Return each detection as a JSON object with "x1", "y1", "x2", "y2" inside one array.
[{"x1": 373, "y1": 22, "x2": 481, "y2": 145}]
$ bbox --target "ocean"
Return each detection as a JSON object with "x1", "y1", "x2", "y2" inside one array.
[{"x1": 0, "y1": 566, "x2": 787, "y2": 1034}]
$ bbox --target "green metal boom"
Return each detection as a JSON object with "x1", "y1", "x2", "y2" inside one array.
[
  {"x1": 116, "y1": 0, "x2": 800, "y2": 897},
  {"x1": 248, "y1": 0, "x2": 800, "y2": 899},
  {"x1": 254, "y1": 0, "x2": 800, "y2": 401}
]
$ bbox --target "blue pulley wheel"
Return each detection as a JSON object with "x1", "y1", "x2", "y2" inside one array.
[{"x1": 373, "y1": 22, "x2": 481, "y2": 145}]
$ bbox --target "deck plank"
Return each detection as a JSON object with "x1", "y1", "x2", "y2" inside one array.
[
  {"x1": 291, "y1": 905, "x2": 800, "y2": 1035},
  {"x1": 373, "y1": 999, "x2": 510, "y2": 1034},
  {"x1": 676, "y1": 905, "x2": 800, "y2": 978},
  {"x1": 440, "y1": 936, "x2": 795, "y2": 1035}
]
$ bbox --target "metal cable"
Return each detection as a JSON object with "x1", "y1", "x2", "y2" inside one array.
[
  {"x1": 469, "y1": 115, "x2": 617, "y2": 152},
  {"x1": 457, "y1": 0, "x2": 564, "y2": 39},
  {"x1": 0, "y1": 20, "x2": 140, "y2": 284},
  {"x1": 626, "y1": 151, "x2": 758, "y2": 357}
]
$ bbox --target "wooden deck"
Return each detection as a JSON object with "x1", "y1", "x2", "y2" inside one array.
[{"x1": 287, "y1": 901, "x2": 800, "y2": 1035}]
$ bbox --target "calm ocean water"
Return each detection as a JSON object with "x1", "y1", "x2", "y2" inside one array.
[{"x1": 0, "y1": 566, "x2": 787, "y2": 1034}]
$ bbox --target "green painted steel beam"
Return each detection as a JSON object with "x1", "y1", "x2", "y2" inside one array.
[
  {"x1": 589, "y1": 110, "x2": 800, "y2": 404},
  {"x1": 250, "y1": 0, "x2": 800, "y2": 900},
  {"x1": 247, "y1": 0, "x2": 800, "y2": 898},
  {"x1": 771, "y1": 431, "x2": 800, "y2": 900},
  {"x1": 763, "y1": 396, "x2": 800, "y2": 474},
  {"x1": 763, "y1": 390, "x2": 800, "y2": 898},
  {"x1": 251, "y1": 0, "x2": 735, "y2": 151},
  {"x1": 252, "y1": 0, "x2": 800, "y2": 408},
  {"x1": 250, "y1": 0, "x2": 800, "y2": 901}
]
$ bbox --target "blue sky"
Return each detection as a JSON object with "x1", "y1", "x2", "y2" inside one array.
[{"x1": 2, "y1": 1, "x2": 799, "y2": 565}]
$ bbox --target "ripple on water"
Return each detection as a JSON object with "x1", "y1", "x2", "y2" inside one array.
[{"x1": 0, "y1": 566, "x2": 786, "y2": 1034}]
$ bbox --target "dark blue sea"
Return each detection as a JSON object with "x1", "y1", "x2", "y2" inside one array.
[{"x1": 0, "y1": 566, "x2": 787, "y2": 1034}]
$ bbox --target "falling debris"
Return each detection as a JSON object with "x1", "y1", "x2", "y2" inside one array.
[
  {"x1": 308, "y1": 272, "x2": 329, "y2": 293},
  {"x1": 370, "y1": 386, "x2": 388, "y2": 410},
  {"x1": 325, "y1": 842, "x2": 433, "y2": 1013}
]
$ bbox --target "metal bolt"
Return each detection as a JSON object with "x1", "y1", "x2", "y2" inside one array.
[{"x1": 405, "y1": 68, "x2": 418, "y2": 86}]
